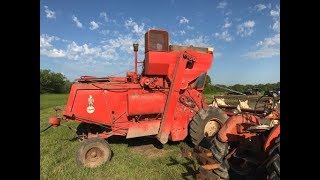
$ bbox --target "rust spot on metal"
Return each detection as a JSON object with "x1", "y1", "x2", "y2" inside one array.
[{"x1": 201, "y1": 164, "x2": 220, "y2": 171}]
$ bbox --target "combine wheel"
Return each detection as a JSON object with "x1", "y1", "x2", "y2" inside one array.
[
  {"x1": 266, "y1": 136, "x2": 280, "y2": 180},
  {"x1": 189, "y1": 107, "x2": 229, "y2": 146},
  {"x1": 76, "y1": 138, "x2": 112, "y2": 168}
]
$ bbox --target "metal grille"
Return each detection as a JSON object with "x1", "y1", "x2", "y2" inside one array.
[{"x1": 145, "y1": 30, "x2": 169, "y2": 52}]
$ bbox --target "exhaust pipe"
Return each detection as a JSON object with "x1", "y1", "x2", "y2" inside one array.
[{"x1": 133, "y1": 43, "x2": 139, "y2": 74}]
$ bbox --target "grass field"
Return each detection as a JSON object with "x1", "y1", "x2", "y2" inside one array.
[{"x1": 40, "y1": 94, "x2": 199, "y2": 180}]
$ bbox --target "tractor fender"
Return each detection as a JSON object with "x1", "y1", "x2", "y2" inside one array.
[
  {"x1": 217, "y1": 114, "x2": 260, "y2": 143},
  {"x1": 264, "y1": 124, "x2": 280, "y2": 152}
]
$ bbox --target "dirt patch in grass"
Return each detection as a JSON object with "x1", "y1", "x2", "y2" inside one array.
[{"x1": 129, "y1": 144, "x2": 175, "y2": 159}]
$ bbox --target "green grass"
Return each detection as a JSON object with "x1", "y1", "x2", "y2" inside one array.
[
  {"x1": 203, "y1": 92, "x2": 225, "y2": 104},
  {"x1": 40, "y1": 94, "x2": 69, "y2": 110},
  {"x1": 40, "y1": 94, "x2": 199, "y2": 180}
]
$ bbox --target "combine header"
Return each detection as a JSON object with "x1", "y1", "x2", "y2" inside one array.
[{"x1": 47, "y1": 29, "x2": 229, "y2": 167}]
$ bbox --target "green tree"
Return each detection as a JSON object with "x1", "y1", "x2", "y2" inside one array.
[
  {"x1": 203, "y1": 74, "x2": 213, "y2": 94},
  {"x1": 40, "y1": 69, "x2": 72, "y2": 94},
  {"x1": 205, "y1": 74, "x2": 212, "y2": 87}
]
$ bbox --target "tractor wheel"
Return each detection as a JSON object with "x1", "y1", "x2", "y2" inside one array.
[
  {"x1": 209, "y1": 135, "x2": 230, "y2": 179},
  {"x1": 266, "y1": 136, "x2": 280, "y2": 180},
  {"x1": 76, "y1": 138, "x2": 112, "y2": 168},
  {"x1": 189, "y1": 107, "x2": 229, "y2": 146}
]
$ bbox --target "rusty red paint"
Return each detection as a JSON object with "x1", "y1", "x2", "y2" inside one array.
[
  {"x1": 50, "y1": 29, "x2": 214, "y2": 144},
  {"x1": 127, "y1": 92, "x2": 166, "y2": 116},
  {"x1": 49, "y1": 117, "x2": 61, "y2": 127},
  {"x1": 218, "y1": 114, "x2": 261, "y2": 142},
  {"x1": 126, "y1": 120, "x2": 161, "y2": 138},
  {"x1": 156, "y1": 52, "x2": 189, "y2": 144},
  {"x1": 264, "y1": 124, "x2": 280, "y2": 151}
]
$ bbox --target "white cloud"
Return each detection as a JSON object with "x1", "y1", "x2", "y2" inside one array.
[
  {"x1": 270, "y1": 5, "x2": 280, "y2": 33},
  {"x1": 40, "y1": 34, "x2": 59, "y2": 48},
  {"x1": 222, "y1": 18, "x2": 232, "y2": 28},
  {"x1": 215, "y1": 18, "x2": 233, "y2": 42},
  {"x1": 100, "y1": 12, "x2": 116, "y2": 24},
  {"x1": 40, "y1": 36, "x2": 52, "y2": 48},
  {"x1": 254, "y1": 4, "x2": 267, "y2": 11},
  {"x1": 40, "y1": 34, "x2": 66, "y2": 58},
  {"x1": 172, "y1": 30, "x2": 186, "y2": 36},
  {"x1": 40, "y1": 34, "x2": 108, "y2": 61},
  {"x1": 72, "y1": 15, "x2": 83, "y2": 28},
  {"x1": 187, "y1": 25, "x2": 194, "y2": 30},
  {"x1": 40, "y1": 27, "x2": 156, "y2": 80},
  {"x1": 223, "y1": 22, "x2": 232, "y2": 28},
  {"x1": 50, "y1": 49, "x2": 66, "y2": 57},
  {"x1": 237, "y1": 20, "x2": 255, "y2": 37},
  {"x1": 65, "y1": 42, "x2": 101, "y2": 61},
  {"x1": 124, "y1": 18, "x2": 145, "y2": 35},
  {"x1": 40, "y1": 32, "x2": 146, "y2": 65},
  {"x1": 257, "y1": 34, "x2": 280, "y2": 47},
  {"x1": 270, "y1": 8, "x2": 280, "y2": 17},
  {"x1": 100, "y1": 12, "x2": 108, "y2": 22},
  {"x1": 179, "y1": 17, "x2": 189, "y2": 24},
  {"x1": 244, "y1": 21, "x2": 255, "y2": 28},
  {"x1": 99, "y1": 30, "x2": 110, "y2": 35},
  {"x1": 181, "y1": 36, "x2": 210, "y2": 47},
  {"x1": 225, "y1": 10, "x2": 232, "y2": 16},
  {"x1": 179, "y1": 30, "x2": 186, "y2": 35},
  {"x1": 272, "y1": 20, "x2": 280, "y2": 33},
  {"x1": 217, "y1": 2, "x2": 227, "y2": 9},
  {"x1": 41, "y1": 48, "x2": 66, "y2": 58},
  {"x1": 242, "y1": 5, "x2": 280, "y2": 59},
  {"x1": 214, "y1": 30, "x2": 233, "y2": 42},
  {"x1": 243, "y1": 33, "x2": 280, "y2": 59},
  {"x1": 243, "y1": 47, "x2": 279, "y2": 59},
  {"x1": 89, "y1": 21, "x2": 99, "y2": 30},
  {"x1": 44, "y1": 6, "x2": 56, "y2": 19},
  {"x1": 104, "y1": 34, "x2": 144, "y2": 54}
]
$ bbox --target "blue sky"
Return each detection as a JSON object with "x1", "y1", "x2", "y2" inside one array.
[{"x1": 40, "y1": 0, "x2": 280, "y2": 85}]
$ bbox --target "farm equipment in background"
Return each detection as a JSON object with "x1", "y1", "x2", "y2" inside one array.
[
  {"x1": 47, "y1": 29, "x2": 231, "y2": 168},
  {"x1": 210, "y1": 92, "x2": 280, "y2": 117},
  {"x1": 182, "y1": 92, "x2": 280, "y2": 180}
]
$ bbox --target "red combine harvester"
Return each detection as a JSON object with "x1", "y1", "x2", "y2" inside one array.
[{"x1": 48, "y1": 29, "x2": 229, "y2": 168}]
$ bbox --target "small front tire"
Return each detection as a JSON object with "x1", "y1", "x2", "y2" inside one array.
[{"x1": 76, "y1": 138, "x2": 112, "y2": 168}]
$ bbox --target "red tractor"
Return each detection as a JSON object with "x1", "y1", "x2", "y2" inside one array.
[
  {"x1": 48, "y1": 29, "x2": 229, "y2": 168},
  {"x1": 182, "y1": 93, "x2": 280, "y2": 180}
]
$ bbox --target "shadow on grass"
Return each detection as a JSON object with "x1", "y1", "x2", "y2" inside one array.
[
  {"x1": 167, "y1": 156, "x2": 198, "y2": 180},
  {"x1": 107, "y1": 135, "x2": 165, "y2": 149},
  {"x1": 107, "y1": 135, "x2": 197, "y2": 149}
]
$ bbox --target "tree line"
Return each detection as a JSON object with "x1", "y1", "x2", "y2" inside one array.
[
  {"x1": 40, "y1": 69, "x2": 72, "y2": 94},
  {"x1": 203, "y1": 75, "x2": 280, "y2": 94},
  {"x1": 40, "y1": 69, "x2": 279, "y2": 94}
]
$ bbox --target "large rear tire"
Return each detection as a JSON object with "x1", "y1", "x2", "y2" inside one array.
[
  {"x1": 189, "y1": 107, "x2": 229, "y2": 146},
  {"x1": 266, "y1": 136, "x2": 280, "y2": 180}
]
